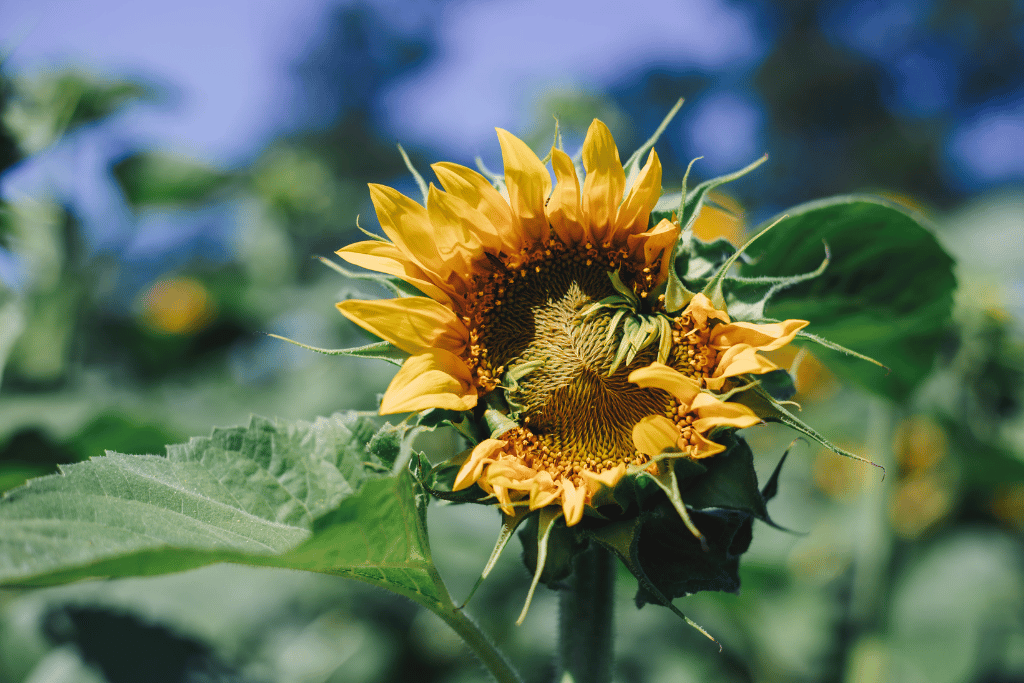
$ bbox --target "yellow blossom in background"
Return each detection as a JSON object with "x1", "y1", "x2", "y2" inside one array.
[
  {"x1": 139, "y1": 276, "x2": 215, "y2": 336},
  {"x1": 336, "y1": 120, "x2": 808, "y2": 525}
]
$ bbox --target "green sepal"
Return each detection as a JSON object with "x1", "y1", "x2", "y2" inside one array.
[
  {"x1": 622, "y1": 98, "x2": 684, "y2": 192},
  {"x1": 678, "y1": 154, "x2": 768, "y2": 233},
  {"x1": 318, "y1": 255, "x2": 422, "y2": 299},
  {"x1": 461, "y1": 508, "x2": 532, "y2": 608},
  {"x1": 516, "y1": 507, "x2": 562, "y2": 625}
]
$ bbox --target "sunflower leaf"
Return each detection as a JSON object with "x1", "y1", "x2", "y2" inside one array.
[{"x1": 740, "y1": 196, "x2": 955, "y2": 399}]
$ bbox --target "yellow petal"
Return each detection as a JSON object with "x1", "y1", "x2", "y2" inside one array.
[
  {"x1": 616, "y1": 149, "x2": 662, "y2": 238},
  {"x1": 527, "y1": 471, "x2": 561, "y2": 510},
  {"x1": 581, "y1": 463, "x2": 626, "y2": 498},
  {"x1": 581, "y1": 119, "x2": 626, "y2": 245},
  {"x1": 561, "y1": 478, "x2": 586, "y2": 526},
  {"x1": 713, "y1": 343, "x2": 779, "y2": 380},
  {"x1": 628, "y1": 362, "x2": 701, "y2": 405},
  {"x1": 632, "y1": 414, "x2": 682, "y2": 456},
  {"x1": 496, "y1": 128, "x2": 551, "y2": 245},
  {"x1": 369, "y1": 184, "x2": 447, "y2": 276},
  {"x1": 380, "y1": 349, "x2": 477, "y2": 414},
  {"x1": 546, "y1": 148, "x2": 586, "y2": 245},
  {"x1": 453, "y1": 439, "x2": 507, "y2": 491},
  {"x1": 426, "y1": 184, "x2": 493, "y2": 277},
  {"x1": 687, "y1": 429, "x2": 727, "y2": 459},
  {"x1": 626, "y1": 219, "x2": 680, "y2": 286},
  {"x1": 711, "y1": 319, "x2": 809, "y2": 351},
  {"x1": 336, "y1": 297, "x2": 469, "y2": 356},
  {"x1": 336, "y1": 240, "x2": 456, "y2": 307},
  {"x1": 431, "y1": 161, "x2": 519, "y2": 253},
  {"x1": 681, "y1": 292, "x2": 731, "y2": 327},
  {"x1": 690, "y1": 393, "x2": 762, "y2": 431}
]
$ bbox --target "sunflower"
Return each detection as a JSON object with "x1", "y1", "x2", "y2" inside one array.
[{"x1": 337, "y1": 120, "x2": 807, "y2": 526}]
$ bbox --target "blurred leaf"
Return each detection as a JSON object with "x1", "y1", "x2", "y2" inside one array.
[
  {"x1": 742, "y1": 197, "x2": 956, "y2": 399},
  {"x1": 0, "y1": 463, "x2": 52, "y2": 494},
  {"x1": 113, "y1": 152, "x2": 233, "y2": 208},
  {"x1": 0, "y1": 285, "x2": 25, "y2": 386}
]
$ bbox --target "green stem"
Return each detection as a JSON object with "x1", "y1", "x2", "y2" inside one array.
[
  {"x1": 558, "y1": 544, "x2": 616, "y2": 683},
  {"x1": 438, "y1": 605, "x2": 524, "y2": 683}
]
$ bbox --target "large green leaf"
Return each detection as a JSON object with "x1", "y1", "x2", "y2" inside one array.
[
  {"x1": 0, "y1": 412, "x2": 446, "y2": 607},
  {"x1": 742, "y1": 196, "x2": 956, "y2": 399}
]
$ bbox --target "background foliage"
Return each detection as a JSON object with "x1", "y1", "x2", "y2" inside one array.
[{"x1": 1, "y1": 1, "x2": 1022, "y2": 681}]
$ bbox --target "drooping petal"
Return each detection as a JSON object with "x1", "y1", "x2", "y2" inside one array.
[
  {"x1": 681, "y1": 292, "x2": 731, "y2": 327},
  {"x1": 546, "y1": 147, "x2": 586, "y2": 245},
  {"x1": 690, "y1": 393, "x2": 762, "y2": 431},
  {"x1": 336, "y1": 296, "x2": 469, "y2": 356},
  {"x1": 581, "y1": 463, "x2": 626, "y2": 498},
  {"x1": 380, "y1": 349, "x2": 477, "y2": 414},
  {"x1": 710, "y1": 344, "x2": 780, "y2": 385},
  {"x1": 711, "y1": 319, "x2": 809, "y2": 351},
  {"x1": 431, "y1": 161, "x2": 519, "y2": 254},
  {"x1": 687, "y1": 429, "x2": 728, "y2": 459},
  {"x1": 626, "y1": 218, "x2": 680, "y2": 287},
  {"x1": 369, "y1": 184, "x2": 448, "y2": 277},
  {"x1": 453, "y1": 439, "x2": 507, "y2": 491},
  {"x1": 615, "y1": 149, "x2": 662, "y2": 238},
  {"x1": 560, "y1": 478, "x2": 586, "y2": 526},
  {"x1": 629, "y1": 362, "x2": 702, "y2": 405},
  {"x1": 496, "y1": 128, "x2": 551, "y2": 245},
  {"x1": 526, "y1": 471, "x2": 561, "y2": 510},
  {"x1": 632, "y1": 414, "x2": 683, "y2": 456},
  {"x1": 335, "y1": 240, "x2": 456, "y2": 307},
  {"x1": 581, "y1": 119, "x2": 626, "y2": 245}
]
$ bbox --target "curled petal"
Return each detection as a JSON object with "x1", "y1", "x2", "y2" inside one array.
[
  {"x1": 336, "y1": 297, "x2": 469, "y2": 356},
  {"x1": 626, "y1": 219, "x2": 680, "y2": 286},
  {"x1": 431, "y1": 161, "x2": 518, "y2": 254},
  {"x1": 336, "y1": 240, "x2": 456, "y2": 307},
  {"x1": 682, "y1": 292, "x2": 731, "y2": 327},
  {"x1": 453, "y1": 439, "x2": 507, "y2": 491},
  {"x1": 616, "y1": 149, "x2": 662, "y2": 238},
  {"x1": 629, "y1": 362, "x2": 702, "y2": 405},
  {"x1": 380, "y1": 349, "x2": 477, "y2": 414},
  {"x1": 497, "y1": 128, "x2": 551, "y2": 244},
  {"x1": 527, "y1": 471, "x2": 561, "y2": 510},
  {"x1": 687, "y1": 429, "x2": 728, "y2": 459},
  {"x1": 632, "y1": 414, "x2": 683, "y2": 456},
  {"x1": 690, "y1": 393, "x2": 762, "y2": 431},
  {"x1": 581, "y1": 463, "x2": 626, "y2": 498},
  {"x1": 546, "y1": 148, "x2": 586, "y2": 245},
  {"x1": 712, "y1": 344, "x2": 780, "y2": 383},
  {"x1": 581, "y1": 119, "x2": 626, "y2": 244},
  {"x1": 560, "y1": 478, "x2": 586, "y2": 526},
  {"x1": 711, "y1": 319, "x2": 809, "y2": 351}
]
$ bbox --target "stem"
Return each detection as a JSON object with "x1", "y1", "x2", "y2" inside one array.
[
  {"x1": 439, "y1": 606, "x2": 524, "y2": 683},
  {"x1": 558, "y1": 544, "x2": 616, "y2": 683}
]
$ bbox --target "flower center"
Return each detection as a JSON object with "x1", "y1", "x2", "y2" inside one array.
[{"x1": 466, "y1": 242, "x2": 673, "y2": 483}]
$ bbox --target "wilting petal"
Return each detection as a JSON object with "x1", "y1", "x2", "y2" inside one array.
[
  {"x1": 581, "y1": 120, "x2": 626, "y2": 245},
  {"x1": 690, "y1": 393, "x2": 761, "y2": 431},
  {"x1": 616, "y1": 149, "x2": 662, "y2": 238},
  {"x1": 453, "y1": 439, "x2": 506, "y2": 491},
  {"x1": 380, "y1": 349, "x2": 477, "y2": 414},
  {"x1": 711, "y1": 319, "x2": 809, "y2": 351},
  {"x1": 369, "y1": 184, "x2": 447, "y2": 277},
  {"x1": 712, "y1": 343, "x2": 780, "y2": 381},
  {"x1": 632, "y1": 414, "x2": 683, "y2": 456},
  {"x1": 581, "y1": 463, "x2": 626, "y2": 497},
  {"x1": 431, "y1": 161, "x2": 518, "y2": 254},
  {"x1": 496, "y1": 128, "x2": 551, "y2": 244},
  {"x1": 626, "y1": 219, "x2": 680, "y2": 286},
  {"x1": 546, "y1": 148, "x2": 586, "y2": 245},
  {"x1": 629, "y1": 362, "x2": 702, "y2": 405},
  {"x1": 527, "y1": 471, "x2": 561, "y2": 510},
  {"x1": 336, "y1": 240, "x2": 456, "y2": 307},
  {"x1": 561, "y1": 478, "x2": 586, "y2": 526},
  {"x1": 336, "y1": 297, "x2": 469, "y2": 356},
  {"x1": 688, "y1": 429, "x2": 728, "y2": 459},
  {"x1": 681, "y1": 292, "x2": 731, "y2": 327}
]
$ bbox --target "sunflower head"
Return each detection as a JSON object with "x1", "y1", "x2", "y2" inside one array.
[{"x1": 333, "y1": 115, "x2": 847, "y2": 617}]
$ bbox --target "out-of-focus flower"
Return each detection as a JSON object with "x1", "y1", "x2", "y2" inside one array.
[{"x1": 139, "y1": 276, "x2": 215, "y2": 335}]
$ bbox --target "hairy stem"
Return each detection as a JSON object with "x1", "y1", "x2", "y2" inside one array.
[{"x1": 558, "y1": 544, "x2": 616, "y2": 683}]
